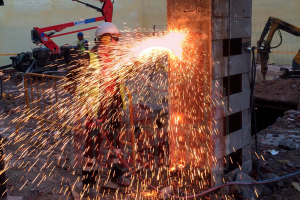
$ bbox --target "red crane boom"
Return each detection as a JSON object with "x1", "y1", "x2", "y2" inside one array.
[{"x1": 31, "y1": 0, "x2": 113, "y2": 54}]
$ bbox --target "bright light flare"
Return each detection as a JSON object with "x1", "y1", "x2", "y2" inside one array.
[{"x1": 131, "y1": 30, "x2": 188, "y2": 61}]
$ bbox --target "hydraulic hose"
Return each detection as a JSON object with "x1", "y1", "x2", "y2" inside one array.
[
  {"x1": 250, "y1": 46, "x2": 260, "y2": 179},
  {"x1": 183, "y1": 170, "x2": 300, "y2": 198}
]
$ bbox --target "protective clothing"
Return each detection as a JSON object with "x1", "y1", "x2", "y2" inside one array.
[
  {"x1": 80, "y1": 46, "x2": 129, "y2": 190},
  {"x1": 77, "y1": 40, "x2": 88, "y2": 53},
  {"x1": 83, "y1": 88, "x2": 129, "y2": 188},
  {"x1": 67, "y1": 22, "x2": 130, "y2": 193}
]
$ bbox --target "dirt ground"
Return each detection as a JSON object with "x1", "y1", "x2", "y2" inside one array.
[
  {"x1": 255, "y1": 78, "x2": 300, "y2": 105},
  {"x1": 0, "y1": 77, "x2": 77, "y2": 200}
]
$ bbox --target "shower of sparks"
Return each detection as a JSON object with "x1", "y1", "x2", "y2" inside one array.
[{"x1": 0, "y1": 27, "x2": 242, "y2": 199}]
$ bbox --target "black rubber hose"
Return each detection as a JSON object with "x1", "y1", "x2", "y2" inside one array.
[
  {"x1": 250, "y1": 46, "x2": 260, "y2": 179},
  {"x1": 271, "y1": 30, "x2": 283, "y2": 49},
  {"x1": 186, "y1": 170, "x2": 300, "y2": 198}
]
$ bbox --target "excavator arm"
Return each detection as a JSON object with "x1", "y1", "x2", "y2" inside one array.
[{"x1": 257, "y1": 17, "x2": 300, "y2": 80}]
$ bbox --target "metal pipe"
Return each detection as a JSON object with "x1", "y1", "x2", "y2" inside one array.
[
  {"x1": 25, "y1": 60, "x2": 36, "y2": 74},
  {"x1": 42, "y1": 70, "x2": 67, "y2": 75},
  {"x1": 251, "y1": 47, "x2": 260, "y2": 179},
  {"x1": 54, "y1": 79, "x2": 59, "y2": 121},
  {"x1": 124, "y1": 86, "x2": 136, "y2": 168},
  {"x1": 36, "y1": 77, "x2": 41, "y2": 116},
  {"x1": 42, "y1": 77, "x2": 46, "y2": 111},
  {"x1": 25, "y1": 73, "x2": 65, "y2": 79},
  {"x1": 29, "y1": 76, "x2": 34, "y2": 109},
  {"x1": 24, "y1": 75, "x2": 30, "y2": 109},
  {"x1": 20, "y1": 73, "x2": 69, "y2": 134},
  {"x1": 48, "y1": 77, "x2": 53, "y2": 121},
  {"x1": 0, "y1": 134, "x2": 7, "y2": 197}
]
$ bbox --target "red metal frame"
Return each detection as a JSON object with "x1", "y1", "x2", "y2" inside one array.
[{"x1": 33, "y1": 0, "x2": 113, "y2": 54}]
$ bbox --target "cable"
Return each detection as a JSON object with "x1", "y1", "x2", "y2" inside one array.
[
  {"x1": 250, "y1": 46, "x2": 260, "y2": 179},
  {"x1": 227, "y1": 0, "x2": 231, "y2": 134},
  {"x1": 185, "y1": 170, "x2": 300, "y2": 198}
]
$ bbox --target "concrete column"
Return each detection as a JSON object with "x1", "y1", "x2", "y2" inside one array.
[
  {"x1": 167, "y1": 0, "x2": 212, "y2": 169},
  {"x1": 211, "y1": 0, "x2": 252, "y2": 185}
]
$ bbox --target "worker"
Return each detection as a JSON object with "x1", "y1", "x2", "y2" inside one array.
[
  {"x1": 77, "y1": 32, "x2": 89, "y2": 53},
  {"x1": 67, "y1": 22, "x2": 130, "y2": 197}
]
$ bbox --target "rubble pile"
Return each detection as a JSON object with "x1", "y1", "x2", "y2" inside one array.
[{"x1": 274, "y1": 110, "x2": 300, "y2": 129}]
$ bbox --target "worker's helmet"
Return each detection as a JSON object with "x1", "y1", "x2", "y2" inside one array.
[
  {"x1": 77, "y1": 32, "x2": 84, "y2": 37},
  {"x1": 95, "y1": 22, "x2": 119, "y2": 38}
]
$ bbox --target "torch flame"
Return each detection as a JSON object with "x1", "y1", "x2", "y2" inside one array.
[{"x1": 131, "y1": 30, "x2": 188, "y2": 61}]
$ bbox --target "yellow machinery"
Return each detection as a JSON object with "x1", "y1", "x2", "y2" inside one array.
[{"x1": 257, "y1": 17, "x2": 300, "y2": 80}]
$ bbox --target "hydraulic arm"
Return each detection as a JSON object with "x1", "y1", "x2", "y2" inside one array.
[{"x1": 257, "y1": 17, "x2": 300, "y2": 80}]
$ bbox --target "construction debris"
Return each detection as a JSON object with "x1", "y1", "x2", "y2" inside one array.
[
  {"x1": 268, "y1": 149, "x2": 279, "y2": 155},
  {"x1": 291, "y1": 182, "x2": 300, "y2": 193}
]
